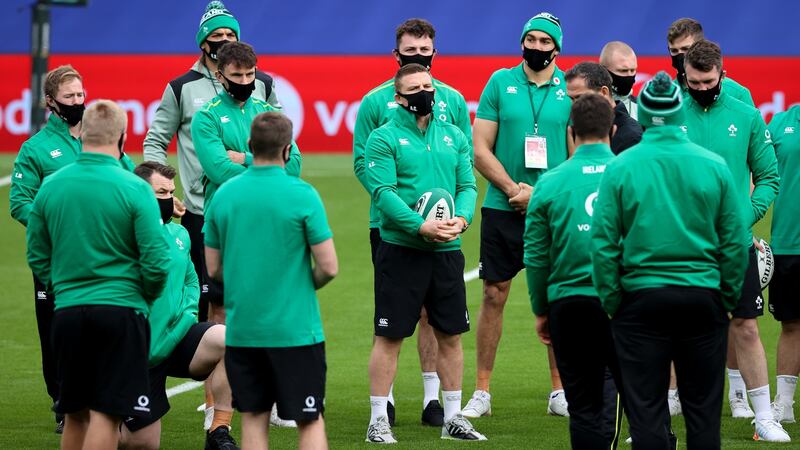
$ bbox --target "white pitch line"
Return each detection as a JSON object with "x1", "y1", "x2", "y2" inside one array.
[
  {"x1": 167, "y1": 266, "x2": 483, "y2": 401},
  {"x1": 0, "y1": 175, "x2": 11, "y2": 187},
  {"x1": 166, "y1": 381, "x2": 204, "y2": 398}
]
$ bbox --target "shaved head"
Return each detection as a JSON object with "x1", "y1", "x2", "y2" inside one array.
[
  {"x1": 600, "y1": 41, "x2": 637, "y2": 76},
  {"x1": 600, "y1": 41, "x2": 635, "y2": 66}
]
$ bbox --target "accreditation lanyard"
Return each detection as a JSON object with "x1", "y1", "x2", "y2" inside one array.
[{"x1": 524, "y1": 79, "x2": 553, "y2": 169}]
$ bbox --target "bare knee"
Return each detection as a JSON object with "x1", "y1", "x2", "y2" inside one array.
[
  {"x1": 781, "y1": 319, "x2": 800, "y2": 334},
  {"x1": 483, "y1": 280, "x2": 511, "y2": 308},
  {"x1": 731, "y1": 318, "x2": 761, "y2": 342}
]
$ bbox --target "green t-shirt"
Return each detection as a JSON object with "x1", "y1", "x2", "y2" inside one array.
[
  {"x1": 365, "y1": 107, "x2": 477, "y2": 251},
  {"x1": 26, "y1": 152, "x2": 171, "y2": 312},
  {"x1": 353, "y1": 77, "x2": 473, "y2": 228},
  {"x1": 681, "y1": 91, "x2": 779, "y2": 227},
  {"x1": 148, "y1": 222, "x2": 199, "y2": 366},
  {"x1": 524, "y1": 143, "x2": 615, "y2": 315},
  {"x1": 204, "y1": 165, "x2": 332, "y2": 347},
  {"x1": 475, "y1": 62, "x2": 572, "y2": 211},
  {"x1": 191, "y1": 92, "x2": 302, "y2": 217},
  {"x1": 10, "y1": 114, "x2": 135, "y2": 226},
  {"x1": 769, "y1": 105, "x2": 800, "y2": 254},
  {"x1": 591, "y1": 126, "x2": 749, "y2": 315}
]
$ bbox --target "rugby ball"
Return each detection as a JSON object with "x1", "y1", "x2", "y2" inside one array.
[
  {"x1": 756, "y1": 238, "x2": 774, "y2": 290},
  {"x1": 413, "y1": 188, "x2": 454, "y2": 221}
]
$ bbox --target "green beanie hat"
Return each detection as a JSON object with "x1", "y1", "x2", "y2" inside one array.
[
  {"x1": 196, "y1": 1, "x2": 241, "y2": 47},
  {"x1": 637, "y1": 71, "x2": 685, "y2": 128},
  {"x1": 520, "y1": 12, "x2": 563, "y2": 51}
]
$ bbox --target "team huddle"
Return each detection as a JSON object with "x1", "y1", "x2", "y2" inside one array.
[{"x1": 10, "y1": 1, "x2": 800, "y2": 449}]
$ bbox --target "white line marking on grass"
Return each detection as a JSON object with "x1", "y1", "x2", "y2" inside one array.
[
  {"x1": 0, "y1": 175, "x2": 10, "y2": 187},
  {"x1": 169, "y1": 266, "x2": 482, "y2": 402},
  {"x1": 166, "y1": 381, "x2": 204, "y2": 398}
]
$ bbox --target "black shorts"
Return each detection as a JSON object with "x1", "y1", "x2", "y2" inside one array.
[
  {"x1": 374, "y1": 242, "x2": 469, "y2": 338},
  {"x1": 123, "y1": 322, "x2": 217, "y2": 432},
  {"x1": 769, "y1": 255, "x2": 800, "y2": 321},
  {"x1": 732, "y1": 246, "x2": 765, "y2": 319},
  {"x1": 369, "y1": 227, "x2": 382, "y2": 265},
  {"x1": 52, "y1": 305, "x2": 151, "y2": 418},
  {"x1": 479, "y1": 207, "x2": 525, "y2": 282},
  {"x1": 225, "y1": 343, "x2": 326, "y2": 421}
]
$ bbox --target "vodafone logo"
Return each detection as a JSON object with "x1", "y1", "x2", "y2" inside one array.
[{"x1": 269, "y1": 73, "x2": 304, "y2": 140}]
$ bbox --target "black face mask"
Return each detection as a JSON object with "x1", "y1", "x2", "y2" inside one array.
[
  {"x1": 52, "y1": 100, "x2": 85, "y2": 127},
  {"x1": 522, "y1": 47, "x2": 555, "y2": 72},
  {"x1": 157, "y1": 197, "x2": 174, "y2": 224},
  {"x1": 609, "y1": 72, "x2": 636, "y2": 97},
  {"x1": 397, "y1": 89, "x2": 435, "y2": 117},
  {"x1": 396, "y1": 51, "x2": 434, "y2": 70},
  {"x1": 687, "y1": 76, "x2": 723, "y2": 108},
  {"x1": 671, "y1": 53, "x2": 686, "y2": 83},
  {"x1": 221, "y1": 74, "x2": 255, "y2": 102},
  {"x1": 204, "y1": 39, "x2": 232, "y2": 61}
]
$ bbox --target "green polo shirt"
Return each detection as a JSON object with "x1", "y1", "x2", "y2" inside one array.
[
  {"x1": 475, "y1": 62, "x2": 572, "y2": 211},
  {"x1": 353, "y1": 77, "x2": 473, "y2": 228},
  {"x1": 10, "y1": 114, "x2": 135, "y2": 226},
  {"x1": 524, "y1": 143, "x2": 615, "y2": 316},
  {"x1": 26, "y1": 152, "x2": 171, "y2": 312},
  {"x1": 204, "y1": 165, "x2": 332, "y2": 348},
  {"x1": 681, "y1": 91, "x2": 779, "y2": 228},
  {"x1": 769, "y1": 105, "x2": 800, "y2": 254},
  {"x1": 192, "y1": 92, "x2": 302, "y2": 217}
]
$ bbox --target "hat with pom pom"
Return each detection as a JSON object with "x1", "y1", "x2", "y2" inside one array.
[
  {"x1": 196, "y1": 1, "x2": 240, "y2": 47},
  {"x1": 638, "y1": 71, "x2": 684, "y2": 127}
]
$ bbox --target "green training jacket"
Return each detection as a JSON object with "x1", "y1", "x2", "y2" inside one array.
[
  {"x1": 144, "y1": 59, "x2": 280, "y2": 215},
  {"x1": 591, "y1": 126, "x2": 749, "y2": 316},
  {"x1": 26, "y1": 152, "x2": 171, "y2": 313},
  {"x1": 191, "y1": 92, "x2": 301, "y2": 217},
  {"x1": 681, "y1": 90, "x2": 779, "y2": 227},
  {"x1": 10, "y1": 114, "x2": 135, "y2": 226},
  {"x1": 524, "y1": 143, "x2": 615, "y2": 316},
  {"x1": 365, "y1": 107, "x2": 477, "y2": 251},
  {"x1": 148, "y1": 222, "x2": 199, "y2": 366},
  {"x1": 353, "y1": 77, "x2": 472, "y2": 228}
]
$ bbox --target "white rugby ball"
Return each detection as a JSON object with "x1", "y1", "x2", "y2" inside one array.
[
  {"x1": 756, "y1": 238, "x2": 774, "y2": 290},
  {"x1": 413, "y1": 188, "x2": 454, "y2": 221}
]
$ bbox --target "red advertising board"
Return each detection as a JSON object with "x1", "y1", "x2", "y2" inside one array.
[{"x1": 2, "y1": 55, "x2": 799, "y2": 153}]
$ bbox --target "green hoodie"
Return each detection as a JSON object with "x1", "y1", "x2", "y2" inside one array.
[
  {"x1": 26, "y1": 152, "x2": 171, "y2": 313},
  {"x1": 768, "y1": 105, "x2": 800, "y2": 254},
  {"x1": 10, "y1": 114, "x2": 135, "y2": 226},
  {"x1": 591, "y1": 126, "x2": 749, "y2": 315},
  {"x1": 353, "y1": 77, "x2": 472, "y2": 228},
  {"x1": 191, "y1": 92, "x2": 302, "y2": 217},
  {"x1": 681, "y1": 90, "x2": 779, "y2": 227},
  {"x1": 365, "y1": 107, "x2": 477, "y2": 251},
  {"x1": 148, "y1": 222, "x2": 199, "y2": 366},
  {"x1": 524, "y1": 143, "x2": 615, "y2": 316}
]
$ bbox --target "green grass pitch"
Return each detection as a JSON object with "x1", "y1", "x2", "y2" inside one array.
[{"x1": 0, "y1": 153, "x2": 796, "y2": 448}]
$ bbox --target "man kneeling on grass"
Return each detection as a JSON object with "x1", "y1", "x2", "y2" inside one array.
[{"x1": 119, "y1": 162, "x2": 237, "y2": 450}]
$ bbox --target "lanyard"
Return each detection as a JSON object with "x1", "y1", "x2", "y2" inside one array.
[{"x1": 526, "y1": 77, "x2": 553, "y2": 135}]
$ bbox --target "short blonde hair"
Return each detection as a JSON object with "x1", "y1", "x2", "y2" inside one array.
[
  {"x1": 81, "y1": 100, "x2": 128, "y2": 147},
  {"x1": 44, "y1": 65, "x2": 82, "y2": 99}
]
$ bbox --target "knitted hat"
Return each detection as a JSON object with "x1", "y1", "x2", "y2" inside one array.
[
  {"x1": 637, "y1": 71, "x2": 685, "y2": 127},
  {"x1": 520, "y1": 12, "x2": 563, "y2": 51},
  {"x1": 196, "y1": 1, "x2": 240, "y2": 47}
]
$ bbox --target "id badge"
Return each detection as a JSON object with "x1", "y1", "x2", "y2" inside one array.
[{"x1": 525, "y1": 134, "x2": 548, "y2": 169}]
